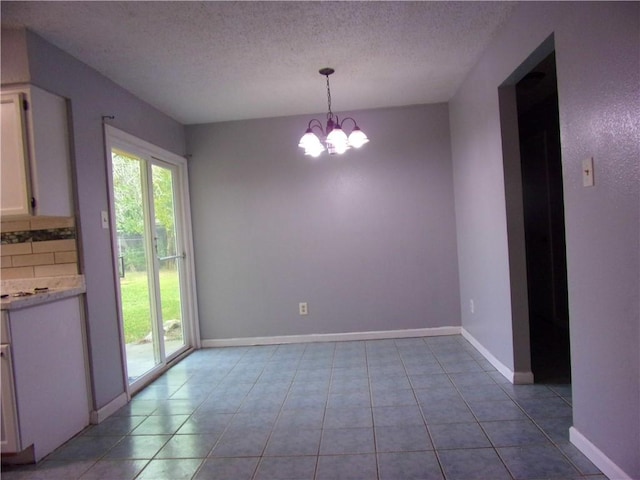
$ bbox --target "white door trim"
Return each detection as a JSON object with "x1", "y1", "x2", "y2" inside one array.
[{"x1": 104, "y1": 125, "x2": 200, "y2": 397}]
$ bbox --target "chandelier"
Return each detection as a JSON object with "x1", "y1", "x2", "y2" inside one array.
[{"x1": 298, "y1": 68, "x2": 369, "y2": 157}]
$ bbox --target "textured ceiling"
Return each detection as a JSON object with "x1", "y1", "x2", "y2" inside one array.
[{"x1": 2, "y1": 1, "x2": 517, "y2": 125}]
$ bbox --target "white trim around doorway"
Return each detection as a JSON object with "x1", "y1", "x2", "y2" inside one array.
[{"x1": 104, "y1": 125, "x2": 201, "y2": 397}]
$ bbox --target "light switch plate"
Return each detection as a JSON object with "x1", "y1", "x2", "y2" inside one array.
[
  {"x1": 582, "y1": 157, "x2": 595, "y2": 187},
  {"x1": 101, "y1": 210, "x2": 109, "y2": 229}
]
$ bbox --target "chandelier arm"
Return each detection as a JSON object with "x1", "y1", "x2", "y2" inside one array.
[
  {"x1": 307, "y1": 118, "x2": 326, "y2": 136},
  {"x1": 339, "y1": 117, "x2": 359, "y2": 130}
]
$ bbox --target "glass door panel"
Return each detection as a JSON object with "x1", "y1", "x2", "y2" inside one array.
[
  {"x1": 151, "y1": 163, "x2": 185, "y2": 358},
  {"x1": 112, "y1": 150, "x2": 160, "y2": 382}
]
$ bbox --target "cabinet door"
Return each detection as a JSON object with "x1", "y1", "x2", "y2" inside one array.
[
  {"x1": 1, "y1": 94, "x2": 31, "y2": 216},
  {"x1": 28, "y1": 86, "x2": 73, "y2": 216},
  {"x1": 10, "y1": 298, "x2": 89, "y2": 461},
  {"x1": 1, "y1": 344, "x2": 21, "y2": 453}
]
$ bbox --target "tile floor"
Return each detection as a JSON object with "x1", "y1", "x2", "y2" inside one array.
[{"x1": 2, "y1": 335, "x2": 608, "y2": 479}]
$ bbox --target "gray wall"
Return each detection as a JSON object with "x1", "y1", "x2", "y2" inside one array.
[
  {"x1": 450, "y1": 2, "x2": 639, "y2": 476},
  {"x1": 187, "y1": 104, "x2": 460, "y2": 340},
  {"x1": 1, "y1": 29, "x2": 187, "y2": 410},
  {"x1": 1, "y1": 28, "x2": 29, "y2": 84}
]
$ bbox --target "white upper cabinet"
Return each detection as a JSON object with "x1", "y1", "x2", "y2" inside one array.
[
  {"x1": 1, "y1": 93, "x2": 31, "y2": 216},
  {"x1": 1, "y1": 85, "x2": 74, "y2": 217}
]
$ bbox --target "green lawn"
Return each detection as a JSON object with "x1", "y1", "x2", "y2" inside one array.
[{"x1": 120, "y1": 270, "x2": 182, "y2": 343}]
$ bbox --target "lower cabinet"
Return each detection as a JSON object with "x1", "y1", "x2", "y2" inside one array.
[
  {"x1": 1, "y1": 343, "x2": 20, "y2": 454},
  {"x1": 1, "y1": 297, "x2": 89, "y2": 463}
]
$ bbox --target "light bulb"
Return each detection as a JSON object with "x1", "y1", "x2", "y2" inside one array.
[
  {"x1": 327, "y1": 125, "x2": 348, "y2": 145},
  {"x1": 326, "y1": 125, "x2": 349, "y2": 154},
  {"x1": 304, "y1": 141, "x2": 325, "y2": 157},
  {"x1": 348, "y1": 127, "x2": 369, "y2": 148},
  {"x1": 298, "y1": 129, "x2": 321, "y2": 149}
]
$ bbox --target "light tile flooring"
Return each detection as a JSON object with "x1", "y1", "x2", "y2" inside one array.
[{"x1": 2, "y1": 335, "x2": 608, "y2": 479}]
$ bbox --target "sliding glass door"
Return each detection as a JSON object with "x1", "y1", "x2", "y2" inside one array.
[
  {"x1": 106, "y1": 126, "x2": 197, "y2": 390},
  {"x1": 151, "y1": 163, "x2": 186, "y2": 359}
]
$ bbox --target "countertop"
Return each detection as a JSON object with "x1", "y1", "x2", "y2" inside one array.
[{"x1": 1, "y1": 275, "x2": 85, "y2": 311}]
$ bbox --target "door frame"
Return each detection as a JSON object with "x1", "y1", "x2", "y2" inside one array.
[
  {"x1": 498, "y1": 35, "x2": 572, "y2": 384},
  {"x1": 104, "y1": 125, "x2": 200, "y2": 396}
]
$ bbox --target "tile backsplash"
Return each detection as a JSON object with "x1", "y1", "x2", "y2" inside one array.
[{"x1": 0, "y1": 216, "x2": 79, "y2": 279}]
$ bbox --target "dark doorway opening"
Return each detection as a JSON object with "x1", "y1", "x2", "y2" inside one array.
[{"x1": 516, "y1": 52, "x2": 571, "y2": 383}]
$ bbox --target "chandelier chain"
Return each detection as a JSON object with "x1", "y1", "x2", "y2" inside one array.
[{"x1": 326, "y1": 74, "x2": 333, "y2": 120}]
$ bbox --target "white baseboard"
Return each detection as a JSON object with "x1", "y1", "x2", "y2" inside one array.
[
  {"x1": 202, "y1": 326, "x2": 461, "y2": 348},
  {"x1": 89, "y1": 392, "x2": 128, "y2": 424},
  {"x1": 512, "y1": 370, "x2": 535, "y2": 384},
  {"x1": 461, "y1": 328, "x2": 533, "y2": 384},
  {"x1": 570, "y1": 427, "x2": 632, "y2": 480}
]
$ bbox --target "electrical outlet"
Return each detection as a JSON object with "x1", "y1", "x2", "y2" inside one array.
[
  {"x1": 299, "y1": 302, "x2": 308, "y2": 315},
  {"x1": 470, "y1": 299, "x2": 475, "y2": 314}
]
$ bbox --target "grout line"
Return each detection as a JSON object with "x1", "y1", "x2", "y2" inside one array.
[
  {"x1": 426, "y1": 337, "x2": 479, "y2": 480},
  {"x1": 188, "y1": 346, "x2": 254, "y2": 479},
  {"x1": 364, "y1": 338, "x2": 381, "y2": 480},
  {"x1": 442, "y1": 355, "x2": 518, "y2": 480}
]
